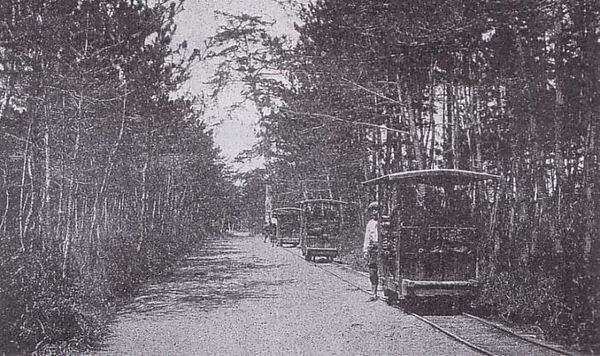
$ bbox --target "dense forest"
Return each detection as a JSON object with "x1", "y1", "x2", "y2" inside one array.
[
  {"x1": 0, "y1": 0, "x2": 240, "y2": 354},
  {"x1": 212, "y1": 0, "x2": 599, "y2": 351},
  {"x1": 1, "y1": 0, "x2": 597, "y2": 353}
]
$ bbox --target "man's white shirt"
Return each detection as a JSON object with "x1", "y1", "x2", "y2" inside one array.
[{"x1": 363, "y1": 219, "x2": 378, "y2": 253}]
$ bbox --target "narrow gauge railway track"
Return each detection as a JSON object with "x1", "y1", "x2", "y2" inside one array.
[
  {"x1": 413, "y1": 313, "x2": 573, "y2": 356},
  {"x1": 279, "y1": 246, "x2": 577, "y2": 356}
]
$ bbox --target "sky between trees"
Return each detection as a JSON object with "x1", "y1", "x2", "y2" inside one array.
[{"x1": 173, "y1": 0, "x2": 302, "y2": 171}]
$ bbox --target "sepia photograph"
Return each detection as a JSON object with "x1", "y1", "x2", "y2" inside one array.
[{"x1": 0, "y1": 0, "x2": 598, "y2": 355}]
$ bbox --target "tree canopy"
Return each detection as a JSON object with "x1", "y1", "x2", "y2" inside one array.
[
  {"x1": 210, "y1": 0, "x2": 598, "y2": 351},
  {"x1": 0, "y1": 0, "x2": 238, "y2": 353}
]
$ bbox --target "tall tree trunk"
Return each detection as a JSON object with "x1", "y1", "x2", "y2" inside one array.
[
  {"x1": 553, "y1": 5, "x2": 565, "y2": 253},
  {"x1": 41, "y1": 106, "x2": 51, "y2": 250},
  {"x1": 397, "y1": 76, "x2": 425, "y2": 170},
  {"x1": 23, "y1": 149, "x2": 35, "y2": 250},
  {"x1": 62, "y1": 123, "x2": 81, "y2": 278},
  {"x1": 474, "y1": 86, "x2": 483, "y2": 170},
  {"x1": 445, "y1": 84, "x2": 458, "y2": 169},
  {"x1": 89, "y1": 86, "x2": 128, "y2": 260},
  {"x1": 136, "y1": 158, "x2": 148, "y2": 253},
  {"x1": 582, "y1": 121, "x2": 595, "y2": 260},
  {"x1": 18, "y1": 122, "x2": 32, "y2": 251},
  {"x1": 62, "y1": 181, "x2": 78, "y2": 279},
  {"x1": 0, "y1": 164, "x2": 9, "y2": 235}
]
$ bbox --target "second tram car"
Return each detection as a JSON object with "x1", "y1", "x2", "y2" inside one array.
[
  {"x1": 362, "y1": 169, "x2": 500, "y2": 307},
  {"x1": 299, "y1": 199, "x2": 347, "y2": 262},
  {"x1": 272, "y1": 207, "x2": 302, "y2": 247}
]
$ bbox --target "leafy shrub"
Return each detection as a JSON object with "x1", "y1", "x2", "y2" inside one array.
[
  {"x1": 337, "y1": 226, "x2": 367, "y2": 272},
  {"x1": 0, "y1": 243, "x2": 108, "y2": 354},
  {"x1": 476, "y1": 263, "x2": 599, "y2": 353},
  {"x1": 0, "y1": 220, "x2": 208, "y2": 355}
]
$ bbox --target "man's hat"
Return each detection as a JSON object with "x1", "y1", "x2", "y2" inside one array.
[{"x1": 367, "y1": 201, "x2": 379, "y2": 210}]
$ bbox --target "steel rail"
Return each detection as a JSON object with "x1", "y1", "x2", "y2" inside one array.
[
  {"x1": 462, "y1": 313, "x2": 575, "y2": 356},
  {"x1": 280, "y1": 247, "x2": 494, "y2": 355},
  {"x1": 278, "y1": 244, "x2": 576, "y2": 356},
  {"x1": 288, "y1": 251, "x2": 373, "y2": 295},
  {"x1": 328, "y1": 254, "x2": 573, "y2": 355},
  {"x1": 409, "y1": 313, "x2": 497, "y2": 356}
]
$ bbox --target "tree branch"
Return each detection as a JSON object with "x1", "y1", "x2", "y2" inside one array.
[{"x1": 281, "y1": 108, "x2": 408, "y2": 134}]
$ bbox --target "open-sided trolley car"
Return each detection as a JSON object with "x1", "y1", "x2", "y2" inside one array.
[
  {"x1": 272, "y1": 207, "x2": 302, "y2": 247},
  {"x1": 299, "y1": 199, "x2": 347, "y2": 262},
  {"x1": 362, "y1": 169, "x2": 500, "y2": 306}
]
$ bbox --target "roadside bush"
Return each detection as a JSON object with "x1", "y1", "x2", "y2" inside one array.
[
  {"x1": 476, "y1": 262, "x2": 599, "y2": 353},
  {"x1": 0, "y1": 243, "x2": 107, "y2": 354},
  {"x1": 0, "y1": 221, "x2": 209, "y2": 355},
  {"x1": 337, "y1": 226, "x2": 366, "y2": 272}
]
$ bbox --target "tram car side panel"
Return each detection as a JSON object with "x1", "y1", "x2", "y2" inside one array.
[
  {"x1": 273, "y1": 208, "x2": 302, "y2": 247},
  {"x1": 364, "y1": 169, "x2": 501, "y2": 302},
  {"x1": 392, "y1": 227, "x2": 479, "y2": 298},
  {"x1": 299, "y1": 199, "x2": 347, "y2": 262},
  {"x1": 382, "y1": 223, "x2": 480, "y2": 298},
  {"x1": 303, "y1": 215, "x2": 340, "y2": 260}
]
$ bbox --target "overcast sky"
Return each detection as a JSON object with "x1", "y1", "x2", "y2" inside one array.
[{"x1": 173, "y1": 0, "x2": 302, "y2": 171}]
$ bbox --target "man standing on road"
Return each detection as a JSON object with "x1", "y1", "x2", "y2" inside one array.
[
  {"x1": 270, "y1": 216, "x2": 278, "y2": 247},
  {"x1": 263, "y1": 221, "x2": 271, "y2": 243},
  {"x1": 363, "y1": 201, "x2": 379, "y2": 302}
]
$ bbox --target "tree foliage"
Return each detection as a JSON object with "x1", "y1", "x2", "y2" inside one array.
[
  {"x1": 210, "y1": 0, "x2": 598, "y2": 351},
  {"x1": 0, "y1": 0, "x2": 236, "y2": 353}
]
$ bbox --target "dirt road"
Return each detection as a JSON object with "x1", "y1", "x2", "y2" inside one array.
[{"x1": 90, "y1": 232, "x2": 479, "y2": 355}]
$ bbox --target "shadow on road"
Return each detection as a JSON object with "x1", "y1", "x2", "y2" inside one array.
[{"x1": 116, "y1": 236, "x2": 292, "y2": 317}]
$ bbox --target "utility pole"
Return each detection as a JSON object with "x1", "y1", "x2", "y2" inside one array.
[{"x1": 264, "y1": 183, "x2": 273, "y2": 224}]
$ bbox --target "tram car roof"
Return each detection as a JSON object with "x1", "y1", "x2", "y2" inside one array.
[
  {"x1": 362, "y1": 168, "x2": 501, "y2": 187},
  {"x1": 297, "y1": 198, "x2": 348, "y2": 206},
  {"x1": 272, "y1": 207, "x2": 303, "y2": 215}
]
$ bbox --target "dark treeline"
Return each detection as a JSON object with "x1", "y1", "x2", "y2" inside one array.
[
  {"x1": 0, "y1": 0, "x2": 237, "y2": 353},
  {"x1": 211, "y1": 0, "x2": 598, "y2": 351}
]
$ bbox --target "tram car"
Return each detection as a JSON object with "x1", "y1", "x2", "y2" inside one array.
[
  {"x1": 272, "y1": 207, "x2": 302, "y2": 247},
  {"x1": 262, "y1": 220, "x2": 276, "y2": 243},
  {"x1": 362, "y1": 169, "x2": 500, "y2": 306},
  {"x1": 299, "y1": 199, "x2": 347, "y2": 262}
]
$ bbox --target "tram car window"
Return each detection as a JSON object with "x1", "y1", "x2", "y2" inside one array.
[
  {"x1": 298, "y1": 199, "x2": 347, "y2": 262},
  {"x1": 272, "y1": 207, "x2": 302, "y2": 247}
]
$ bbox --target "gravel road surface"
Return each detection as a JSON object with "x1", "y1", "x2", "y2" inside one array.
[{"x1": 90, "y1": 232, "x2": 480, "y2": 355}]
